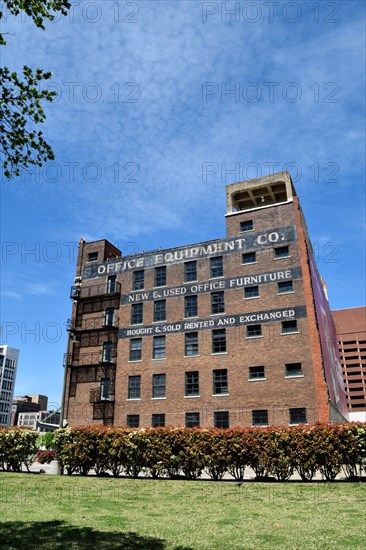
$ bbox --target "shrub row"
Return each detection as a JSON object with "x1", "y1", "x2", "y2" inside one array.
[
  {"x1": 0, "y1": 427, "x2": 38, "y2": 472},
  {"x1": 51, "y1": 423, "x2": 366, "y2": 481},
  {"x1": 1, "y1": 424, "x2": 364, "y2": 480}
]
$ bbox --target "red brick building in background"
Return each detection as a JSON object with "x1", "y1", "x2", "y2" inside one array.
[
  {"x1": 61, "y1": 172, "x2": 348, "y2": 428},
  {"x1": 332, "y1": 307, "x2": 366, "y2": 422}
]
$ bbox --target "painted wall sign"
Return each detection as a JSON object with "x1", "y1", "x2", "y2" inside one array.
[
  {"x1": 83, "y1": 225, "x2": 297, "y2": 280},
  {"x1": 121, "y1": 267, "x2": 302, "y2": 304},
  {"x1": 308, "y1": 246, "x2": 348, "y2": 419},
  {"x1": 118, "y1": 305, "x2": 307, "y2": 338}
]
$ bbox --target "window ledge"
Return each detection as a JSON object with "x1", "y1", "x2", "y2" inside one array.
[
  {"x1": 153, "y1": 286, "x2": 167, "y2": 289},
  {"x1": 210, "y1": 276, "x2": 224, "y2": 280},
  {"x1": 212, "y1": 393, "x2": 230, "y2": 397},
  {"x1": 242, "y1": 261, "x2": 257, "y2": 265},
  {"x1": 246, "y1": 335, "x2": 263, "y2": 339},
  {"x1": 274, "y1": 256, "x2": 291, "y2": 261},
  {"x1": 153, "y1": 320, "x2": 166, "y2": 324},
  {"x1": 285, "y1": 375, "x2": 304, "y2": 379},
  {"x1": 248, "y1": 378, "x2": 267, "y2": 382},
  {"x1": 184, "y1": 354, "x2": 200, "y2": 358},
  {"x1": 130, "y1": 323, "x2": 144, "y2": 327},
  {"x1": 183, "y1": 280, "x2": 197, "y2": 284},
  {"x1": 128, "y1": 360, "x2": 142, "y2": 363},
  {"x1": 252, "y1": 424, "x2": 269, "y2": 428},
  {"x1": 151, "y1": 397, "x2": 167, "y2": 400},
  {"x1": 184, "y1": 395, "x2": 200, "y2": 399},
  {"x1": 127, "y1": 398, "x2": 141, "y2": 401},
  {"x1": 184, "y1": 316, "x2": 199, "y2": 320},
  {"x1": 244, "y1": 295, "x2": 260, "y2": 300},
  {"x1": 210, "y1": 313, "x2": 225, "y2": 317},
  {"x1": 152, "y1": 358, "x2": 166, "y2": 361},
  {"x1": 277, "y1": 290, "x2": 295, "y2": 295},
  {"x1": 281, "y1": 331, "x2": 299, "y2": 335},
  {"x1": 211, "y1": 352, "x2": 228, "y2": 356}
]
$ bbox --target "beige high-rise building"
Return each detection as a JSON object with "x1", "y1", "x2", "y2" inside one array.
[{"x1": 0, "y1": 345, "x2": 19, "y2": 427}]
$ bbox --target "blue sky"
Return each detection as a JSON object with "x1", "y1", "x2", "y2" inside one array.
[{"x1": 1, "y1": 0, "x2": 365, "y2": 405}]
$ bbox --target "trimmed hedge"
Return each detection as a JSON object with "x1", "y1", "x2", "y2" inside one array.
[
  {"x1": 50, "y1": 423, "x2": 366, "y2": 481},
  {"x1": 1, "y1": 424, "x2": 365, "y2": 480},
  {"x1": 0, "y1": 427, "x2": 38, "y2": 472}
]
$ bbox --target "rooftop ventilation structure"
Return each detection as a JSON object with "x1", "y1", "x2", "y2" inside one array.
[{"x1": 226, "y1": 171, "x2": 296, "y2": 215}]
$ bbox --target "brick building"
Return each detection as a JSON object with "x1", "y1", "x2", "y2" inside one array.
[
  {"x1": 11, "y1": 394, "x2": 48, "y2": 426},
  {"x1": 61, "y1": 172, "x2": 348, "y2": 428},
  {"x1": 332, "y1": 307, "x2": 366, "y2": 421}
]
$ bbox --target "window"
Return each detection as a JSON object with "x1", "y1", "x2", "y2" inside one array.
[
  {"x1": 185, "y1": 371, "x2": 199, "y2": 396},
  {"x1": 289, "y1": 408, "x2": 307, "y2": 425},
  {"x1": 126, "y1": 415, "x2": 139, "y2": 428},
  {"x1": 210, "y1": 256, "x2": 223, "y2": 278},
  {"x1": 133, "y1": 270, "x2": 144, "y2": 290},
  {"x1": 249, "y1": 366, "x2": 265, "y2": 380},
  {"x1": 213, "y1": 369, "x2": 228, "y2": 394},
  {"x1": 152, "y1": 374, "x2": 166, "y2": 398},
  {"x1": 186, "y1": 412, "x2": 200, "y2": 428},
  {"x1": 152, "y1": 414, "x2": 165, "y2": 427},
  {"x1": 245, "y1": 285, "x2": 259, "y2": 299},
  {"x1": 107, "y1": 275, "x2": 116, "y2": 293},
  {"x1": 131, "y1": 303, "x2": 143, "y2": 325},
  {"x1": 285, "y1": 363, "x2": 303, "y2": 377},
  {"x1": 102, "y1": 341, "x2": 113, "y2": 362},
  {"x1": 211, "y1": 291, "x2": 225, "y2": 314},
  {"x1": 104, "y1": 307, "x2": 115, "y2": 326},
  {"x1": 154, "y1": 300, "x2": 166, "y2": 322},
  {"x1": 128, "y1": 376, "x2": 141, "y2": 399},
  {"x1": 155, "y1": 266, "x2": 166, "y2": 287},
  {"x1": 247, "y1": 324, "x2": 262, "y2": 338},
  {"x1": 184, "y1": 261, "x2": 197, "y2": 282},
  {"x1": 240, "y1": 220, "x2": 253, "y2": 232},
  {"x1": 282, "y1": 320, "x2": 298, "y2": 334},
  {"x1": 214, "y1": 411, "x2": 229, "y2": 429},
  {"x1": 129, "y1": 338, "x2": 142, "y2": 361},
  {"x1": 185, "y1": 332, "x2": 199, "y2": 356},
  {"x1": 278, "y1": 280, "x2": 294, "y2": 294},
  {"x1": 274, "y1": 246, "x2": 289, "y2": 259},
  {"x1": 153, "y1": 335, "x2": 166, "y2": 359},
  {"x1": 242, "y1": 251, "x2": 256, "y2": 264},
  {"x1": 212, "y1": 329, "x2": 226, "y2": 353},
  {"x1": 88, "y1": 252, "x2": 98, "y2": 262},
  {"x1": 100, "y1": 378, "x2": 110, "y2": 400},
  {"x1": 185, "y1": 295, "x2": 198, "y2": 318},
  {"x1": 252, "y1": 409, "x2": 268, "y2": 426}
]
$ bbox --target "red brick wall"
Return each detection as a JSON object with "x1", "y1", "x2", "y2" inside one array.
[{"x1": 63, "y1": 202, "x2": 330, "y2": 428}]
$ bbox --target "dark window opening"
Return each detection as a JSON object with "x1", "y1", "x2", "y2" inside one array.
[
  {"x1": 184, "y1": 261, "x2": 197, "y2": 282},
  {"x1": 155, "y1": 266, "x2": 167, "y2": 287},
  {"x1": 214, "y1": 411, "x2": 229, "y2": 429},
  {"x1": 213, "y1": 369, "x2": 228, "y2": 394},
  {"x1": 240, "y1": 220, "x2": 253, "y2": 232},
  {"x1": 210, "y1": 256, "x2": 223, "y2": 278},
  {"x1": 212, "y1": 329, "x2": 226, "y2": 353}
]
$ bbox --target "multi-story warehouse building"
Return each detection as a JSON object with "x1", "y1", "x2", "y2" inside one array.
[
  {"x1": 0, "y1": 345, "x2": 19, "y2": 427},
  {"x1": 61, "y1": 172, "x2": 348, "y2": 428},
  {"x1": 332, "y1": 306, "x2": 366, "y2": 422}
]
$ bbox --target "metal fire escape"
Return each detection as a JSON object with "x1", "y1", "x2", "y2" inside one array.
[{"x1": 66, "y1": 280, "x2": 121, "y2": 425}]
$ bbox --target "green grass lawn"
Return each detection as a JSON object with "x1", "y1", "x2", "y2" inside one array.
[{"x1": 0, "y1": 473, "x2": 365, "y2": 549}]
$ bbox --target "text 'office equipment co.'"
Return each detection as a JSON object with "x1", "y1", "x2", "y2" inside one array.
[
  {"x1": 121, "y1": 267, "x2": 302, "y2": 304},
  {"x1": 83, "y1": 225, "x2": 297, "y2": 280},
  {"x1": 119, "y1": 306, "x2": 307, "y2": 339}
]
